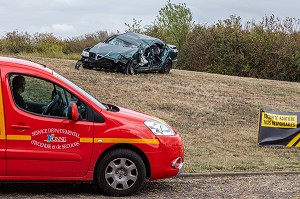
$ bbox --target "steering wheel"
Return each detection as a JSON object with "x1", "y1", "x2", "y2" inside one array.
[{"x1": 42, "y1": 95, "x2": 60, "y2": 115}]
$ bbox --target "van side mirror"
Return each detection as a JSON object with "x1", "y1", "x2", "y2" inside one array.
[{"x1": 67, "y1": 102, "x2": 80, "y2": 121}]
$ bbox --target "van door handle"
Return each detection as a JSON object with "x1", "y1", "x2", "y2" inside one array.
[{"x1": 11, "y1": 124, "x2": 30, "y2": 130}]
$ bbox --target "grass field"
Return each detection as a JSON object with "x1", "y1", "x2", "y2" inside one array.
[{"x1": 13, "y1": 56, "x2": 300, "y2": 173}]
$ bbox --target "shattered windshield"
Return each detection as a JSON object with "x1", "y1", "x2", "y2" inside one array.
[{"x1": 107, "y1": 38, "x2": 137, "y2": 48}]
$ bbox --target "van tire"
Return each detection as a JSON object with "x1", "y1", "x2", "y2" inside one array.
[{"x1": 95, "y1": 149, "x2": 146, "y2": 196}]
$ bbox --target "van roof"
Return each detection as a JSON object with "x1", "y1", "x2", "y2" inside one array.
[{"x1": 0, "y1": 56, "x2": 53, "y2": 74}]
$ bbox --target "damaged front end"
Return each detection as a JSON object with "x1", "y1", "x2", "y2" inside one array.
[{"x1": 76, "y1": 43, "x2": 139, "y2": 74}]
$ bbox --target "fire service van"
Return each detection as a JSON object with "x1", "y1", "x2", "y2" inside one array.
[{"x1": 0, "y1": 57, "x2": 184, "y2": 196}]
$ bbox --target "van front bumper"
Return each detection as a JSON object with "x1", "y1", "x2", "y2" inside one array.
[{"x1": 146, "y1": 135, "x2": 184, "y2": 180}]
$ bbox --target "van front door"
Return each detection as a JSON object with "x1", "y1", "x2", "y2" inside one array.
[{"x1": 3, "y1": 73, "x2": 93, "y2": 178}]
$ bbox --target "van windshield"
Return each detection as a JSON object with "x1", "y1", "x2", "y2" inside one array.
[{"x1": 53, "y1": 72, "x2": 107, "y2": 110}]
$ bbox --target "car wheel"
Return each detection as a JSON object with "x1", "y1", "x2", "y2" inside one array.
[
  {"x1": 95, "y1": 149, "x2": 146, "y2": 196},
  {"x1": 123, "y1": 61, "x2": 135, "y2": 75},
  {"x1": 161, "y1": 60, "x2": 172, "y2": 73},
  {"x1": 75, "y1": 60, "x2": 82, "y2": 69}
]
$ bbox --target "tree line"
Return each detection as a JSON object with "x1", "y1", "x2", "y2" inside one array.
[{"x1": 1, "y1": 1, "x2": 300, "y2": 81}]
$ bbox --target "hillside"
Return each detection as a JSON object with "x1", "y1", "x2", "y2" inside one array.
[{"x1": 25, "y1": 57, "x2": 300, "y2": 173}]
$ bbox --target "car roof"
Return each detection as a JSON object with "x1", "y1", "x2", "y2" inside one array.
[
  {"x1": 0, "y1": 56, "x2": 53, "y2": 74},
  {"x1": 107, "y1": 32, "x2": 164, "y2": 47}
]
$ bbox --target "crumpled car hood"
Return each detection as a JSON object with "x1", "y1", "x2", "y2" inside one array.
[{"x1": 89, "y1": 43, "x2": 139, "y2": 63}]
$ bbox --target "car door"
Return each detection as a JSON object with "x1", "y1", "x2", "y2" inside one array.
[{"x1": 3, "y1": 72, "x2": 94, "y2": 178}]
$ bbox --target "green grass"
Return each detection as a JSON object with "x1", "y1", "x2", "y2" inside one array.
[{"x1": 7, "y1": 55, "x2": 300, "y2": 173}]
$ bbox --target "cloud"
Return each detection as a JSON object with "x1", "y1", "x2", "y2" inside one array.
[
  {"x1": 52, "y1": 24, "x2": 76, "y2": 33},
  {"x1": 40, "y1": 24, "x2": 76, "y2": 36}
]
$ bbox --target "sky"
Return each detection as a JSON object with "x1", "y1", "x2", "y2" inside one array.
[{"x1": 0, "y1": 0, "x2": 300, "y2": 39}]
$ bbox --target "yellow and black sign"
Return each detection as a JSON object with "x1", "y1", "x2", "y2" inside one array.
[
  {"x1": 258, "y1": 109, "x2": 300, "y2": 147},
  {"x1": 261, "y1": 112, "x2": 297, "y2": 129}
]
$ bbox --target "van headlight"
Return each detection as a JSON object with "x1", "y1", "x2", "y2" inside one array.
[{"x1": 144, "y1": 121, "x2": 175, "y2": 136}]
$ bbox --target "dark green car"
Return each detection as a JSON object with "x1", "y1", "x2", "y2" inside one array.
[{"x1": 75, "y1": 32, "x2": 178, "y2": 74}]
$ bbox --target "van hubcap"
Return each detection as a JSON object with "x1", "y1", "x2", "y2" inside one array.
[{"x1": 105, "y1": 158, "x2": 138, "y2": 190}]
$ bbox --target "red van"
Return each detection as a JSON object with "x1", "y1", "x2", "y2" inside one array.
[{"x1": 0, "y1": 57, "x2": 184, "y2": 196}]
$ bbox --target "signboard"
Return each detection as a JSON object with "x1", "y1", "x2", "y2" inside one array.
[{"x1": 258, "y1": 109, "x2": 300, "y2": 147}]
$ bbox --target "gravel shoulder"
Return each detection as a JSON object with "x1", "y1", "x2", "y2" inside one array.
[{"x1": 0, "y1": 174, "x2": 299, "y2": 198}]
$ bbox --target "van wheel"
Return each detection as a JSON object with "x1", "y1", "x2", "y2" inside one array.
[{"x1": 95, "y1": 149, "x2": 146, "y2": 196}]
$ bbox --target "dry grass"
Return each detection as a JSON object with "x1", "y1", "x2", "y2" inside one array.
[{"x1": 21, "y1": 57, "x2": 300, "y2": 173}]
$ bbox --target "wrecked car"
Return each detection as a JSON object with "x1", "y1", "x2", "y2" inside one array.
[{"x1": 75, "y1": 32, "x2": 178, "y2": 74}]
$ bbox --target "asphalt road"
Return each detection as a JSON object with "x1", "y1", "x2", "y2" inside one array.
[{"x1": 0, "y1": 174, "x2": 299, "y2": 198}]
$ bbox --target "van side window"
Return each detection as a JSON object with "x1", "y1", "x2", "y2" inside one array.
[{"x1": 9, "y1": 74, "x2": 87, "y2": 120}]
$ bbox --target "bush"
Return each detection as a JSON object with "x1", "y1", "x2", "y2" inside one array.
[
  {"x1": 33, "y1": 33, "x2": 65, "y2": 53},
  {"x1": 180, "y1": 15, "x2": 300, "y2": 81},
  {"x1": 63, "y1": 31, "x2": 110, "y2": 54},
  {"x1": 0, "y1": 30, "x2": 111, "y2": 59},
  {"x1": 1, "y1": 31, "x2": 33, "y2": 53}
]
